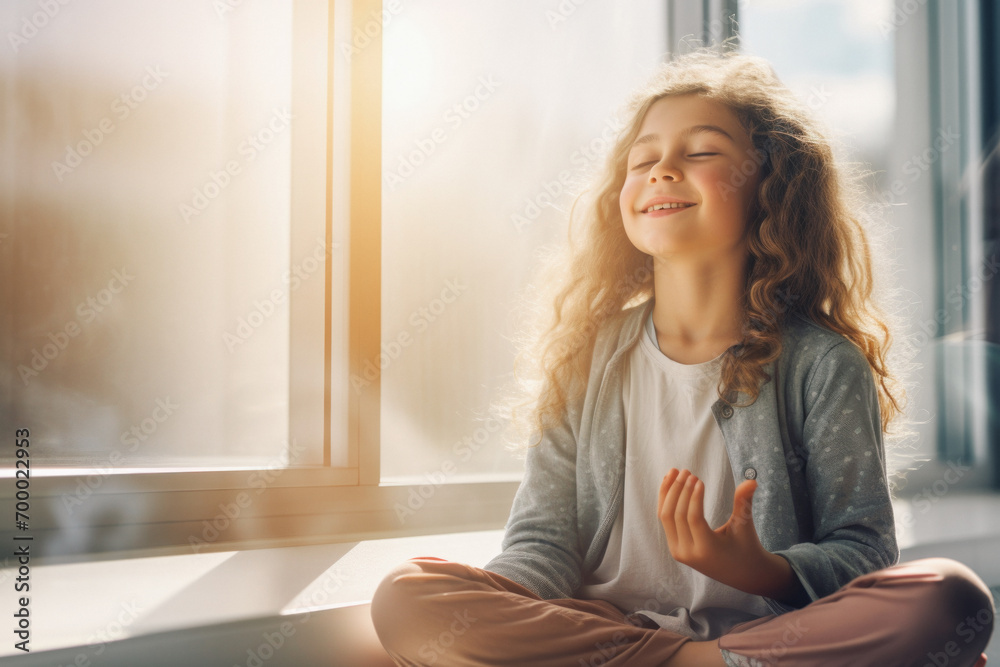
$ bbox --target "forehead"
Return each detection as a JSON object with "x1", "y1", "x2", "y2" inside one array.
[{"x1": 634, "y1": 94, "x2": 749, "y2": 144}]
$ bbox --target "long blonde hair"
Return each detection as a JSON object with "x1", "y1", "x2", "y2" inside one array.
[{"x1": 507, "y1": 49, "x2": 908, "y2": 450}]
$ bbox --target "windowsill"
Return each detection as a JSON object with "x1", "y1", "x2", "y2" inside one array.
[
  {"x1": 4, "y1": 493, "x2": 1000, "y2": 665},
  {"x1": 0, "y1": 530, "x2": 504, "y2": 665},
  {"x1": 894, "y1": 490, "x2": 1000, "y2": 584}
]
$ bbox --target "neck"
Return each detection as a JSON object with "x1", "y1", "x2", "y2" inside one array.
[{"x1": 650, "y1": 248, "x2": 747, "y2": 348}]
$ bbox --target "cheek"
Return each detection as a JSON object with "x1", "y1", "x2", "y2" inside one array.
[
  {"x1": 702, "y1": 165, "x2": 736, "y2": 195},
  {"x1": 619, "y1": 177, "x2": 639, "y2": 216},
  {"x1": 703, "y1": 166, "x2": 756, "y2": 211},
  {"x1": 731, "y1": 173, "x2": 761, "y2": 212}
]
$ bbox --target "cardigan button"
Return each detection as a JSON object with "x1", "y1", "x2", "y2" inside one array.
[
  {"x1": 720, "y1": 404, "x2": 734, "y2": 418},
  {"x1": 743, "y1": 467, "x2": 757, "y2": 481}
]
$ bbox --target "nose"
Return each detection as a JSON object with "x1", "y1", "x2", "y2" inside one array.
[{"x1": 649, "y1": 157, "x2": 682, "y2": 183}]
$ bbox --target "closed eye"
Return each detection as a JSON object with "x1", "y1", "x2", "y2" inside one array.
[
  {"x1": 630, "y1": 160, "x2": 658, "y2": 170},
  {"x1": 688, "y1": 153, "x2": 719, "y2": 157}
]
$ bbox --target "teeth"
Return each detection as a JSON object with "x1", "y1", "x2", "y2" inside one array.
[{"x1": 646, "y1": 202, "x2": 693, "y2": 212}]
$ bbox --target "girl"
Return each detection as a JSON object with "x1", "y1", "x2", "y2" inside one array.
[{"x1": 370, "y1": 50, "x2": 995, "y2": 666}]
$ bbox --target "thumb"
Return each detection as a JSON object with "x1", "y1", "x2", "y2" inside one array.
[{"x1": 731, "y1": 479, "x2": 757, "y2": 529}]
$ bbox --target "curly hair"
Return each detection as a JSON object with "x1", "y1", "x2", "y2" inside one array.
[{"x1": 507, "y1": 48, "x2": 908, "y2": 450}]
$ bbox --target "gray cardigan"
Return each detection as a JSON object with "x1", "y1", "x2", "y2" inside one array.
[{"x1": 483, "y1": 299, "x2": 898, "y2": 619}]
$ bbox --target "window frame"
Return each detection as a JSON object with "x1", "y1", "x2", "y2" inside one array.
[
  {"x1": 930, "y1": 0, "x2": 992, "y2": 468},
  {"x1": 888, "y1": 0, "x2": 997, "y2": 494},
  {"x1": 667, "y1": 0, "x2": 738, "y2": 55}
]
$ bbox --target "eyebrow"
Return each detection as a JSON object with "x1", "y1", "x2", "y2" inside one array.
[{"x1": 631, "y1": 124, "x2": 736, "y2": 147}]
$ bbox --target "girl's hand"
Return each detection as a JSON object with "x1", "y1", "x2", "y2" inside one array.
[{"x1": 657, "y1": 467, "x2": 797, "y2": 599}]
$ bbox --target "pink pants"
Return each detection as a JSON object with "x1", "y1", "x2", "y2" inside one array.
[{"x1": 370, "y1": 556, "x2": 995, "y2": 666}]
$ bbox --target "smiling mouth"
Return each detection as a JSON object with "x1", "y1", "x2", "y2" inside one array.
[{"x1": 642, "y1": 202, "x2": 695, "y2": 213}]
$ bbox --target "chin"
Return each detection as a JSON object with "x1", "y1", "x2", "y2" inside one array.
[
  {"x1": 634, "y1": 232, "x2": 686, "y2": 253},
  {"x1": 635, "y1": 244, "x2": 682, "y2": 260}
]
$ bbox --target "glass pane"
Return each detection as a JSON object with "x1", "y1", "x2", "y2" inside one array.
[
  {"x1": 737, "y1": 0, "x2": 917, "y2": 467},
  {"x1": 739, "y1": 0, "x2": 895, "y2": 174},
  {"x1": 0, "y1": 1, "x2": 314, "y2": 468},
  {"x1": 381, "y1": 1, "x2": 668, "y2": 481}
]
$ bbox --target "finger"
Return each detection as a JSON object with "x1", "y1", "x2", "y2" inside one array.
[
  {"x1": 658, "y1": 469, "x2": 681, "y2": 544},
  {"x1": 673, "y1": 473, "x2": 697, "y2": 548},
  {"x1": 662, "y1": 469, "x2": 690, "y2": 520},
  {"x1": 687, "y1": 479, "x2": 714, "y2": 542},
  {"x1": 657, "y1": 468, "x2": 680, "y2": 516},
  {"x1": 659, "y1": 469, "x2": 688, "y2": 544}
]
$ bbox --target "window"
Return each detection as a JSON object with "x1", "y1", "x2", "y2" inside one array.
[
  {"x1": 984, "y1": 0, "x2": 1000, "y2": 483},
  {"x1": 738, "y1": 0, "x2": 999, "y2": 489},
  {"x1": 1, "y1": 0, "x2": 345, "y2": 558},
  {"x1": 736, "y1": 1, "x2": 904, "y2": 468},
  {"x1": 379, "y1": 0, "x2": 669, "y2": 481},
  {"x1": 923, "y1": 0, "x2": 997, "y2": 474},
  {"x1": 2, "y1": 0, "x2": 691, "y2": 559},
  {"x1": 4, "y1": 2, "x2": 308, "y2": 467}
]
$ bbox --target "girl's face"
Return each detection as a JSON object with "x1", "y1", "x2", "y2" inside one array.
[{"x1": 620, "y1": 94, "x2": 760, "y2": 263}]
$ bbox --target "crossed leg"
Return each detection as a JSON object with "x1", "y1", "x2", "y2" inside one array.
[{"x1": 371, "y1": 556, "x2": 995, "y2": 667}]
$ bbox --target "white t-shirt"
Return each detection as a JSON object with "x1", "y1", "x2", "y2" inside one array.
[{"x1": 575, "y1": 311, "x2": 771, "y2": 640}]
